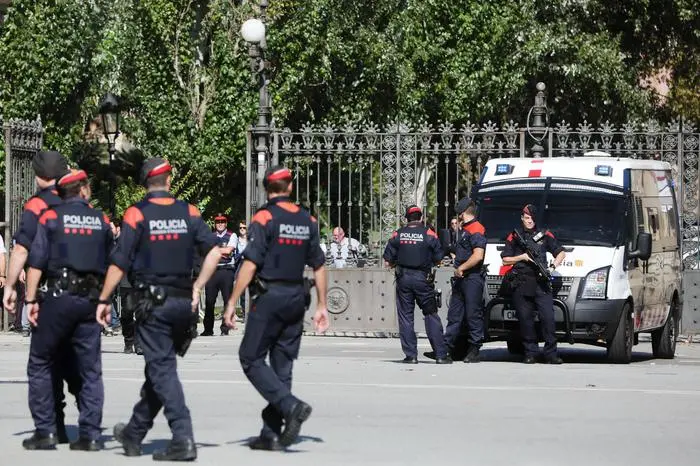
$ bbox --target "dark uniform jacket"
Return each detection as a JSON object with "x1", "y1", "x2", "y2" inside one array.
[
  {"x1": 13, "y1": 187, "x2": 62, "y2": 250},
  {"x1": 243, "y1": 196, "x2": 325, "y2": 282},
  {"x1": 28, "y1": 198, "x2": 112, "y2": 276},
  {"x1": 453, "y1": 219, "x2": 487, "y2": 274},
  {"x1": 110, "y1": 191, "x2": 218, "y2": 290},
  {"x1": 501, "y1": 228, "x2": 564, "y2": 295},
  {"x1": 383, "y1": 221, "x2": 443, "y2": 272}
]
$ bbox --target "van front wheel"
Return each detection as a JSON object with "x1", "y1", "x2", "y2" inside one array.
[
  {"x1": 607, "y1": 303, "x2": 633, "y2": 364},
  {"x1": 651, "y1": 299, "x2": 678, "y2": 359}
]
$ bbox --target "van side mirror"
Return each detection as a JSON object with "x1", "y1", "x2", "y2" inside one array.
[{"x1": 629, "y1": 232, "x2": 652, "y2": 261}]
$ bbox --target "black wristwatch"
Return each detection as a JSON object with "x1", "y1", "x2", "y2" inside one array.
[
  {"x1": 25, "y1": 299, "x2": 37, "y2": 304},
  {"x1": 98, "y1": 298, "x2": 111, "y2": 305}
]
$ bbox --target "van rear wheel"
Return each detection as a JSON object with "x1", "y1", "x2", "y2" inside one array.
[
  {"x1": 651, "y1": 299, "x2": 678, "y2": 359},
  {"x1": 607, "y1": 303, "x2": 633, "y2": 364}
]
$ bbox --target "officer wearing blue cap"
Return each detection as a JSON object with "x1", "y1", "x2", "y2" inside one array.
[
  {"x1": 501, "y1": 203, "x2": 566, "y2": 364},
  {"x1": 428, "y1": 197, "x2": 487, "y2": 363},
  {"x1": 384, "y1": 205, "x2": 450, "y2": 364}
]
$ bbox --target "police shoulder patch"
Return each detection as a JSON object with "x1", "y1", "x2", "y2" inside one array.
[
  {"x1": 38, "y1": 209, "x2": 57, "y2": 225},
  {"x1": 252, "y1": 209, "x2": 273, "y2": 226},
  {"x1": 123, "y1": 206, "x2": 145, "y2": 229},
  {"x1": 25, "y1": 197, "x2": 48, "y2": 216}
]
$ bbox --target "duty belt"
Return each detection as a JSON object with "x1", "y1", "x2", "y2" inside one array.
[{"x1": 44, "y1": 268, "x2": 102, "y2": 299}]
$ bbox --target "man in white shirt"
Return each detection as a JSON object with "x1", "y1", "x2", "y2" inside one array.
[{"x1": 320, "y1": 226, "x2": 365, "y2": 268}]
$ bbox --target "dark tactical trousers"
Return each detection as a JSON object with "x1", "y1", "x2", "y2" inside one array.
[
  {"x1": 395, "y1": 269, "x2": 448, "y2": 359},
  {"x1": 512, "y1": 285, "x2": 557, "y2": 357},
  {"x1": 123, "y1": 297, "x2": 195, "y2": 442},
  {"x1": 444, "y1": 274, "x2": 485, "y2": 354},
  {"x1": 239, "y1": 284, "x2": 306, "y2": 439},
  {"x1": 28, "y1": 294, "x2": 103, "y2": 440},
  {"x1": 203, "y1": 268, "x2": 235, "y2": 333}
]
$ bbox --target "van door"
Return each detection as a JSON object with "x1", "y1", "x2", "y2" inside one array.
[{"x1": 626, "y1": 195, "x2": 645, "y2": 330}]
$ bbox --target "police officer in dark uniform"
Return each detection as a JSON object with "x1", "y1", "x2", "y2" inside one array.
[
  {"x1": 384, "y1": 205, "x2": 450, "y2": 364},
  {"x1": 201, "y1": 213, "x2": 237, "y2": 336},
  {"x1": 22, "y1": 169, "x2": 112, "y2": 451},
  {"x1": 501, "y1": 204, "x2": 566, "y2": 364},
  {"x1": 222, "y1": 166, "x2": 329, "y2": 451},
  {"x1": 2, "y1": 150, "x2": 80, "y2": 445},
  {"x1": 432, "y1": 197, "x2": 487, "y2": 363},
  {"x1": 95, "y1": 158, "x2": 229, "y2": 461}
]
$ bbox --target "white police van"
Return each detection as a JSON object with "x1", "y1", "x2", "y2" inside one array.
[{"x1": 473, "y1": 152, "x2": 682, "y2": 363}]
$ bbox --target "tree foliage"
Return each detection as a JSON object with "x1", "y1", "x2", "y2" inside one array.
[{"x1": 0, "y1": 0, "x2": 696, "y2": 219}]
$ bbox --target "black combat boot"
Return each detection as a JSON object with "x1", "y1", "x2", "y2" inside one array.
[
  {"x1": 22, "y1": 431, "x2": 57, "y2": 450},
  {"x1": 69, "y1": 438, "x2": 104, "y2": 451},
  {"x1": 463, "y1": 347, "x2": 481, "y2": 363},
  {"x1": 249, "y1": 434, "x2": 284, "y2": 451},
  {"x1": 123, "y1": 343, "x2": 134, "y2": 354},
  {"x1": 113, "y1": 422, "x2": 142, "y2": 457},
  {"x1": 436, "y1": 354, "x2": 453, "y2": 364},
  {"x1": 152, "y1": 438, "x2": 197, "y2": 461},
  {"x1": 279, "y1": 400, "x2": 312, "y2": 447}
]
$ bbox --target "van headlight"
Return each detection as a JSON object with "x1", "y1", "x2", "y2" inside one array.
[{"x1": 580, "y1": 267, "x2": 609, "y2": 299}]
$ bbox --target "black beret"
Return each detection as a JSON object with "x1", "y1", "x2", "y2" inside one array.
[{"x1": 32, "y1": 151, "x2": 68, "y2": 179}]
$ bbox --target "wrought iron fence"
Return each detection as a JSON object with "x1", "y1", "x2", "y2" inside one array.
[
  {"x1": 2, "y1": 115, "x2": 44, "y2": 330},
  {"x1": 248, "y1": 118, "x2": 699, "y2": 270}
]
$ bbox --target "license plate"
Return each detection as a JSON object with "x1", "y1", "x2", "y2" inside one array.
[{"x1": 503, "y1": 309, "x2": 519, "y2": 321}]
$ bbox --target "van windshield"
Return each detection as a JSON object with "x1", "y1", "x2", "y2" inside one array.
[{"x1": 476, "y1": 189, "x2": 625, "y2": 246}]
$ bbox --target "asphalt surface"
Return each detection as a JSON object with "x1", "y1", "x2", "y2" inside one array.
[{"x1": 1, "y1": 329, "x2": 700, "y2": 466}]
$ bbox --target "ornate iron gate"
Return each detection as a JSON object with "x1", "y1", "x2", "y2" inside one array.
[
  {"x1": 247, "y1": 110, "x2": 700, "y2": 334},
  {"x1": 2, "y1": 116, "x2": 44, "y2": 330},
  {"x1": 249, "y1": 119, "x2": 699, "y2": 269}
]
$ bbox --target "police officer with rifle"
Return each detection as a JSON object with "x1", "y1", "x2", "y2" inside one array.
[
  {"x1": 96, "y1": 158, "x2": 230, "y2": 461},
  {"x1": 384, "y1": 205, "x2": 450, "y2": 364},
  {"x1": 222, "y1": 166, "x2": 329, "y2": 451},
  {"x1": 22, "y1": 169, "x2": 112, "y2": 451},
  {"x1": 501, "y1": 204, "x2": 566, "y2": 364}
]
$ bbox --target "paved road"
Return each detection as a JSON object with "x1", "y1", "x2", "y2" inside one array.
[{"x1": 1, "y1": 330, "x2": 700, "y2": 466}]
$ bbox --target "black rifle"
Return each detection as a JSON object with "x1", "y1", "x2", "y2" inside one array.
[{"x1": 511, "y1": 230, "x2": 552, "y2": 292}]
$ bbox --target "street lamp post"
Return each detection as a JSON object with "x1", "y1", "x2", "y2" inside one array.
[
  {"x1": 526, "y1": 82, "x2": 549, "y2": 158},
  {"x1": 98, "y1": 93, "x2": 121, "y2": 217},
  {"x1": 241, "y1": 1, "x2": 270, "y2": 208}
]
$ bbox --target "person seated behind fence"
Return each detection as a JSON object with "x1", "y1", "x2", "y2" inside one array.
[{"x1": 320, "y1": 227, "x2": 366, "y2": 268}]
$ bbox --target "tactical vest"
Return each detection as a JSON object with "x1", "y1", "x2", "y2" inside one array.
[
  {"x1": 47, "y1": 201, "x2": 110, "y2": 275},
  {"x1": 395, "y1": 224, "x2": 433, "y2": 270},
  {"x1": 132, "y1": 200, "x2": 194, "y2": 277},
  {"x1": 215, "y1": 231, "x2": 233, "y2": 265},
  {"x1": 516, "y1": 229, "x2": 549, "y2": 270},
  {"x1": 258, "y1": 203, "x2": 315, "y2": 282}
]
